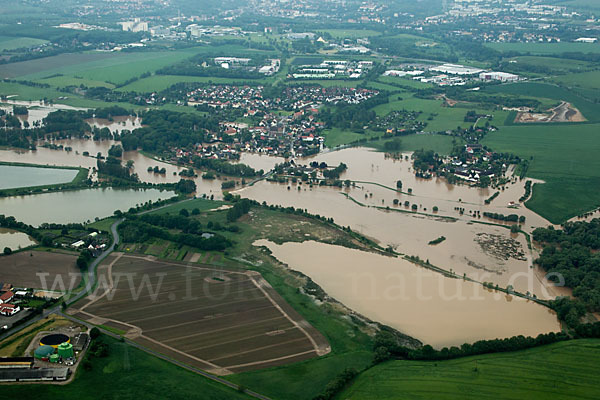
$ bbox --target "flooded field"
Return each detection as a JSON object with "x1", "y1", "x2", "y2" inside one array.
[
  {"x1": 303, "y1": 148, "x2": 549, "y2": 229},
  {"x1": 256, "y1": 240, "x2": 561, "y2": 348},
  {"x1": 0, "y1": 140, "x2": 224, "y2": 197},
  {"x1": 86, "y1": 115, "x2": 142, "y2": 133},
  {"x1": 238, "y1": 178, "x2": 555, "y2": 298},
  {"x1": 0, "y1": 228, "x2": 36, "y2": 250},
  {"x1": 0, "y1": 187, "x2": 173, "y2": 226},
  {"x1": 0, "y1": 164, "x2": 78, "y2": 190},
  {"x1": 1, "y1": 100, "x2": 85, "y2": 128}
]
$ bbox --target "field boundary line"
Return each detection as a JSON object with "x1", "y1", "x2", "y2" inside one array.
[
  {"x1": 209, "y1": 337, "x2": 309, "y2": 363},
  {"x1": 223, "y1": 349, "x2": 317, "y2": 370},
  {"x1": 248, "y1": 272, "x2": 331, "y2": 356},
  {"x1": 79, "y1": 252, "x2": 124, "y2": 312}
]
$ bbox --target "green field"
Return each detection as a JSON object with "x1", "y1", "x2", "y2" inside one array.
[
  {"x1": 40, "y1": 75, "x2": 116, "y2": 89},
  {"x1": 486, "y1": 41, "x2": 600, "y2": 55},
  {"x1": 561, "y1": 0, "x2": 600, "y2": 11},
  {"x1": 0, "y1": 35, "x2": 47, "y2": 51},
  {"x1": 117, "y1": 74, "x2": 265, "y2": 92},
  {"x1": 148, "y1": 197, "x2": 224, "y2": 215},
  {"x1": 0, "y1": 49, "x2": 199, "y2": 85},
  {"x1": 505, "y1": 56, "x2": 595, "y2": 75},
  {"x1": 1, "y1": 335, "x2": 250, "y2": 400},
  {"x1": 555, "y1": 70, "x2": 600, "y2": 91},
  {"x1": 338, "y1": 339, "x2": 600, "y2": 400},
  {"x1": 485, "y1": 82, "x2": 600, "y2": 122},
  {"x1": 482, "y1": 123, "x2": 600, "y2": 223}
]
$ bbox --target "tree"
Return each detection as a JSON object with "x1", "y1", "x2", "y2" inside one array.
[
  {"x1": 108, "y1": 144, "x2": 123, "y2": 158},
  {"x1": 90, "y1": 327, "x2": 100, "y2": 339},
  {"x1": 479, "y1": 175, "x2": 491, "y2": 188},
  {"x1": 510, "y1": 224, "x2": 520, "y2": 234},
  {"x1": 125, "y1": 160, "x2": 134, "y2": 169},
  {"x1": 3, "y1": 247, "x2": 11, "y2": 255},
  {"x1": 396, "y1": 180, "x2": 402, "y2": 190}
]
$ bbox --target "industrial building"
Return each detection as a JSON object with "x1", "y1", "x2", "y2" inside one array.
[
  {"x1": 0, "y1": 367, "x2": 69, "y2": 382},
  {"x1": 0, "y1": 357, "x2": 69, "y2": 382},
  {"x1": 479, "y1": 71, "x2": 519, "y2": 82},
  {"x1": 430, "y1": 63, "x2": 485, "y2": 75}
]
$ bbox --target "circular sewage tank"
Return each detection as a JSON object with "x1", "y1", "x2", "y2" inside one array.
[
  {"x1": 57, "y1": 342, "x2": 74, "y2": 359},
  {"x1": 40, "y1": 333, "x2": 70, "y2": 348},
  {"x1": 34, "y1": 345, "x2": 55, "y2": 360}
]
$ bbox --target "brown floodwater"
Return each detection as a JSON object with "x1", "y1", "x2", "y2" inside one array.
[
  {"x1": 256, "y1": 240, "x2": 560, "y2": 348},
  {"x1": 0, "y1": 139, "x2": 224, "y2": 198},
  {"x1": 0, "y1": 228, "x2": 36, "y2": 250},
  {"x1": 238, "y1": 179, "x2": 560, "y2": 299},
  {"x1": 1, "y1": 100, "x2": 85, "y2": 128},
  {"x1": 302, "y1": 148, "x2": 551, "y2": 229}
]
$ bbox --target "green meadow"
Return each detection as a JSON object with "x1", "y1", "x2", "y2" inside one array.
[
  {"x1": 0, "y1": 49, "x2": 200, "y2": 85},
  {"x1": 485, "y1": 82, "x2": 600, "y2": 122},
  {"x1": 1, "y1": 335, "x2": 250, "y2": 400},
  {"x1": 486, "y1": 41, "x2": 600, "y2": 55},
  {"x1": 117, "y1": 74, "x2": 266, "y2": 92},
  {"x1": 482, "y1": 123, "x2": 600, "y2": 223},
  {"x1": 337, "y1": 339, "x2": 600, "y2": 400},
  {"x1": 0, "y1": 35, "x2": 47, "y2": 51}
]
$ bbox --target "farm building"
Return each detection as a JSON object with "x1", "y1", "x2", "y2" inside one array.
[
  {"x1": 72, "y1": 333, "x2": 90, "y2": 352},
  {"x1": 0, "y1": 291, "x2": 14, "y2": 304},
  {"x1": 0, "y1": 303, "x2": 20, "y2": 316},
  {"x1": 0, "y1": 367, "x2": 69, "y2": 382},
  {"x1": 0, "y1": 357, "x2": 34, "y2": 369}
]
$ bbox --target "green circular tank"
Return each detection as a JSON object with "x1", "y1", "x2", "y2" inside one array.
[
  {"x1": 49, "y1": 353, "x2": 60, "y2": 363},
  {"x1": 34, "y1": 345, "x2": 55, "y2": 359},
  {"x1": 57, "y1": 342, "x2": 74, "y2": 359}
]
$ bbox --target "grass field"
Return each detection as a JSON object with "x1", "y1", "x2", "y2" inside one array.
[
  {"x1": 39, "y1": 75, "x2": 116, "y2": 89},
  {"x1": 506, "y1": 56, "x2": 594, "y2": 75},
  {"x1": 485, "y1": 82, "x2": 600, "y2": 122},
  {"x1": 337, "y1": 339, "x2": 600, "y2": 400},
  {"x1": 117, "y1": 74, "x2": 266, "y2": 92},
  {"x1": 0, "y1": 49, "x2": 199, "y2": 85},
  {"x1": 1, "y1": 334, "x2": 252, "y2": 400},
  {"x1": 148, "y1": 197, "x2": 224, "y2": 215},
  {"x1": 486, "y1": 41, "x2": 600, "y2": 55},
  {"x1": 555, "y1": 70, "x2": 600, "y2": 91},
  {"x1": 0, "y1": 35, "x2": 47, "y2": 51},
  {"x1": 75, "y1": 253, "x2": 328, "y2": 374},
  {"x1": 482, "y1": 123, "x2": 600, "y2": 223}
]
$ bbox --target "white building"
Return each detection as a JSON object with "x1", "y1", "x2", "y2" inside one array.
[
  {"x1": 119, "y1": 18, "x2": 148, "y2": 32},
  {"x1": 479, "y1": 71, "x2": 519, "y2": 82},
  {"x1": 575, "y1": 37, "x2": 598, "y2": 43},
  {"x1": 430, "y1": 63, "x2": 484, "y2": 75}
]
